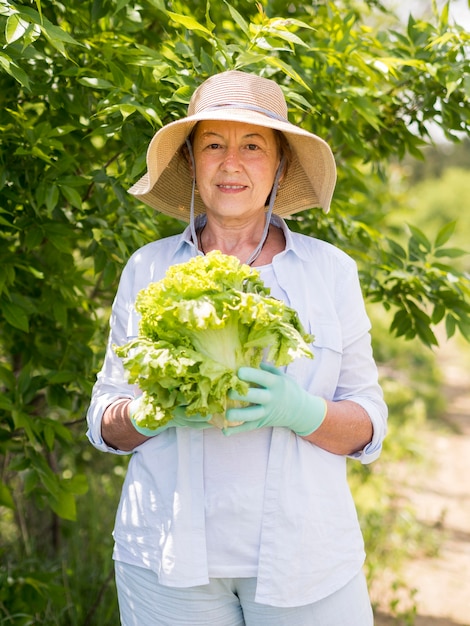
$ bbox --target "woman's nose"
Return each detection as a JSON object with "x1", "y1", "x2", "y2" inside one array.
[{"x1": 221, "y1": 148, "x2": 241, "y2": 170}]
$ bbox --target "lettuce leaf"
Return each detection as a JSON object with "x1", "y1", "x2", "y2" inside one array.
[{"x1": 115, "y1": 251, "x2": 313, "y2": 429}]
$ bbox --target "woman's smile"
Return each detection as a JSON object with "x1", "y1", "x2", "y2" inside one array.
[{"x1": 217, "y1": 184, "x2": 246, "y2": 190}]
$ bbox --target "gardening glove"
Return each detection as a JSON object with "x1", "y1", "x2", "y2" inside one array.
[
  {"x1": 129, "y1": 397, "x2": 212, "y2": 437},
  {"x1": 224, "y1": 362, "x2": 327, "y2": 437}
]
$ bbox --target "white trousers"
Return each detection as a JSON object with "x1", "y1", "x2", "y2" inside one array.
[{"x1": 115, "y1": 562, "x2": 374, "y2": 626}]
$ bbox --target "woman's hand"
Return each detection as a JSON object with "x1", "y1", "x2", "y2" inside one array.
[
  {"x1": 130, "y1": 398, "x2": 212, "y2": 437},
  {"x1": 224, "y1": 363, "x2": 327, "y2": 436}
]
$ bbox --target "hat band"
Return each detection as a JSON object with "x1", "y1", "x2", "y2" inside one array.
[{"x1": 202, "y1": 103, "x2": 288, "y2": 123}]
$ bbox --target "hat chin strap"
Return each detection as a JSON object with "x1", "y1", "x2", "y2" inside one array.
[
  {"x1": 186, "y1": 138, "x2": 285, "y2": 266},
  {"x1": 244, "y1": 155, "x2": 285, "y2": 266},
  {"x1": 186, "y1": 138, "x2": 202, "y2": 256}
]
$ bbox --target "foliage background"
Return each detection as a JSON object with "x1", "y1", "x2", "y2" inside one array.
[{"x1": 0, "y1": 0, "x2": 468, "y2": 623}]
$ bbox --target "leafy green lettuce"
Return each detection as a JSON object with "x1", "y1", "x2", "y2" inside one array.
[{"x1": 115, "y1": 251, "x2": 313, "y2": 429}]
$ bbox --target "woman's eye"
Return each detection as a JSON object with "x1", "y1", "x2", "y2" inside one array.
[
  {"x1": 201, "y1": 142, "x2": 220, "y2": 151},
  {"x1": 246, "y1": 144, "x2": 259, "y2": 151}
]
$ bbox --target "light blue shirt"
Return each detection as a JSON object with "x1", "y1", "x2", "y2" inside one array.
[{"x1": 86, "y1": 217, "x2": 387, "y2": 607}]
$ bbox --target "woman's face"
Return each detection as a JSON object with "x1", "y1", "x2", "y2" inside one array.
[{"x1": 192, "y1": 120, "x2": 281, "y2": 221}]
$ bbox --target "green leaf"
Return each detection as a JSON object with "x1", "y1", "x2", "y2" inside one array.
[
  {"x1": 44, "y1": 423, "x2": 56, "y2": 451},
  {"x1": 434, "y1": 221, "x2": 456, "y2": 248},
  {"x1": 102, "y1": 261, "x2": 117, "y2": 288},
  {"x1": 30, "y1": 453, "x2": 59, "y2": 494},
  {"x1": 415, "y1": 317, "x2": 438, "y2": 347},
  {"x1": 170, "y1": 85, "x2": 193, "y2": 104},
  {"x1": 65, "y1": 473, "x2": 88, "y2": 496},
  {"x1": 22, "y1": 22, "x2": 42, "y2": 48},
  {"x1": 386, "y1": 238, "x2": 407, "y2": 261},
  {"x1": 431, "y1": 303, "x2": 446, "y2": 324},
  {"x1": 0, "y1": 365, "x2": 15, "y2": 391},
  {"x1": 114, "y1": 0, "x2": 131, "y2": 14},
  {"x1": 0, "y1": 214, "x2": 19, "y2": 228},
  {"x1": 0, "y1": 51, "x2": 31, "y2": 89},
  {"x1": 255, "y1": 55, "x2": 311, "y2": 91},
  {"x1": 265, "y1": 20, "x2": 310, "y2": 48},
  {"x1": 42, "y1": 223, "x2": 75, "y2": 252},
  {"x1": 434, "y1": 247, "x2": 467, "y2": 259},
  {"x1": 1, "y1": 300, "x2": 29, "y2": 332},
  {"x1": 432, "y1": 262, "x2": 461, "y2": 273},
  {"x1": 377, "y1": 57, "x2": 428, "y2": 72},
  {"x1": 16, "y1": 5, "x2": 81, "y2": 47},
  {"x1": 60, "y1": 185, "x2": 82, "y2": 209},
  {"x1": 49, "y1": 489, "x2": 77, "y2": 521},
  {"x1": 26, "y1": 265, "x2": 44, "y2": 280},
  {"x1": 146, "y1": 0, "x2": 166, "y2": 10},
  {"x1": 46, "y1": 184, "x2": 59, "y2": 214},
  {"x1": 78, "y1": 76, "x2": 115, "y2": 89},
  {"x1": 439, "y1": 1, "x2": 450, "y2": 27},
  {"x1": 223, "y1": 0, "x2": 249, "y2": 35},
  {"x1": 0, "y1": 482, "x2": 15, "y2": 509},
  {"x1": 34, "y1": 0, "x2": 43, "y2": 21},
  {"x1": 40, "y1": 23, "x2": 81, "y2": 57},
  {"x1": 167, "y1": 11, "x2": 214, "y2": 36},
  {"x1": 23, "y1": 470, "x2": 39, "y2": 495},
  {"x1": 24, "y1": 227, "x2": 44, "y2": 251},
  {"x1": 408, "y1": 224, "x2": 431, "y2": 253},
  {"x1": 5, "y1": 14, "x2": 29, "y2": 44},
  {"x1": 8, "y1": 457, "x2": 30, "y2": 473},
  {"x1": 352, "y1": 97, "x2": 383, "y2": 131},
  {"x1": 52, "y1": 300, "x2": 68, "y2": 326},
  {"x1": 390, "y1": 309, "x2": 412, "y2": 339},
  {"x1": 50, "y1": 421, "x2": 73, "y2": 443},
  {"x1": 0, "y1": 396, "x2": 14, "y2": 411},
  {"x1": 205, "y1": 0, "x2": 216, "y2": 32},
  {"x1": 456, "y1": 317, "x2": 470, "y2": 341},
  {"x1": 38, "y1": 18, "x2": 79, "y2": 46}
]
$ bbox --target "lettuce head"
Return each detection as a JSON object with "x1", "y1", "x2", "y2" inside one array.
[{"x1": 115, "y1": 251, "x2": 313, "y2": 429}]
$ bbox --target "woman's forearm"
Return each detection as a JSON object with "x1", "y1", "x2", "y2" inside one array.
[
  {"x1": 303, "y1": 399, "x2": 373, "y2": 456},
  {"x1": 101, "y1": 398, "x2": 149, "y2": 451}
]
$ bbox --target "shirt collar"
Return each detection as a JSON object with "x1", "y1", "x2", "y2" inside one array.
[{"x1": 177, "y1": 214, "x2": 308, "y2": 262}]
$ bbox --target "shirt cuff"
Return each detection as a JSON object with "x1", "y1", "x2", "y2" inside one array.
[
  {"x1": 86, "y1": 394, "x2": 134, "y2": 455},
  {"x1": 347, "y1": 402, "x2": 387, "y2": 464},
  {"x1": 348, "y1": 438, "x2": 382, "y2": 464}
]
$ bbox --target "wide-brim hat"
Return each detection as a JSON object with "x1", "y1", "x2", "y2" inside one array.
[{"x1": 128, "y1": 70, "x2": 337, "y2": 221}]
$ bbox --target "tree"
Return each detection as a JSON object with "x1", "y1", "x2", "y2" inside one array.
[{"x1": 0, "y1": 0, "x2": 469, "y2": 622}]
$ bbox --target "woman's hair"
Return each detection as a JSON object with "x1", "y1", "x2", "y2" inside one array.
[{"x1": 274, "y1": 130, "x2": 292, "y2": 180}]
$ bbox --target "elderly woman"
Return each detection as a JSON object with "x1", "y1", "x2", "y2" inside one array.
[{"x1": 87, "y1": 70, "x2": 387, "y2": 626}]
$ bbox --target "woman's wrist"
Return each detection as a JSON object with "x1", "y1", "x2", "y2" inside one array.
[{"x1": 102, "y1": 398, "x2": 147, "y2": 450}]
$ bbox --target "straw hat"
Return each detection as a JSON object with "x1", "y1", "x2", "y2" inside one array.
[{"x1": 128, "y1": 70, "x2": 336, "y2": 221}]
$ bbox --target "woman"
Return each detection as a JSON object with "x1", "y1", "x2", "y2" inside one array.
[{"x1": 87, "y1": 70, "x2": 387, "y2": 625}]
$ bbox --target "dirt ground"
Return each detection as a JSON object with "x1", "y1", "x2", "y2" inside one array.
[{"x1": 372, "y1": 338, "x2": 470, "y2": 626}]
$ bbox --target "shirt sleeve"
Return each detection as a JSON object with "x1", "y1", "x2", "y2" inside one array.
[
  {"x1": 86, "y1": 259, "x2": 138, "y2": 455},
  {"x1": 333, "y1": 259, "x2": 388, "y2": 464}
]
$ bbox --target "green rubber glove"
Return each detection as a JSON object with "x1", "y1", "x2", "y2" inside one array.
[
  {"x1": 129, "y1": 397, "x2": 212, "y2": 437},
  {"x1": 224, "y1": 363, "x2": 327, "y2": 437}
]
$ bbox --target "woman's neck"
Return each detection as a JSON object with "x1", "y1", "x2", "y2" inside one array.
[{"x1": 197, "y1": 217, "x2": 285, "y2": 266}]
